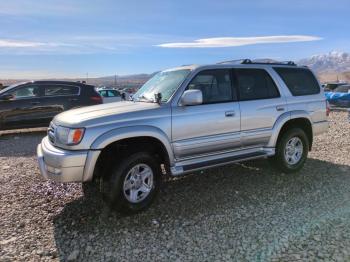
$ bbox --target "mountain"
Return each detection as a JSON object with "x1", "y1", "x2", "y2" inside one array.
[
  {"x1": 298, "y1": 51, "x2": 350, "y2": 73},
  {"x1": 2, "y1": 51, "x2": 350, "y2": 86}
]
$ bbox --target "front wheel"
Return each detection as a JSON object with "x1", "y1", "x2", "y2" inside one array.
[
  {"x1": 270, "y1": 128, "x2": 309, "y2": 173},
  {"x1": 103, "y1": 152, "x2": 161, "y2": 214}
]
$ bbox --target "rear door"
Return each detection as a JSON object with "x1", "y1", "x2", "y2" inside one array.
[
  {"x1": 39, "y1": 84, "x2": 81, "y2": 123},
  {"x1": 171, "y1": 69, "x2": 241, "y2": 159},
  {"x1": 0, "y1": 84, "x2": 46, "y2": 129},
  {"x1": 233, "y1": 68, "x2": 286, "y2": 148},
  {"x1": 273, "y1": 67, "x2": 325, "y2": 123}
]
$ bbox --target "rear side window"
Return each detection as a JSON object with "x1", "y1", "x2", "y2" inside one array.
[
  {"x1": 44, "y1": 85, "x2": 79, "y2": 96},
  {"x1": 234, "y1": 69, "x2": 280, "y2": 101},
  {"x1": 274, "y1": 67, "x2": 320, "y2": 96}
]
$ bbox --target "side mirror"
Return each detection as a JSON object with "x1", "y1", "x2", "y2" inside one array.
[
  {"x1": 0, "y1": 94, "x2": 14, "y2": 101},
  {"x1": 180, "y1": 89, "x2": 203, "y2": 106}
]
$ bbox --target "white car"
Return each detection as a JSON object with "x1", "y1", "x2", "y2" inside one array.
[{"x1": 98, "y1": 89, "x2": 122, "y2": 103}]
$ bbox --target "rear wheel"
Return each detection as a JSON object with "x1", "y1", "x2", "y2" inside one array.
[
  {"x1": 270, "y1": 128, "x2": 309, "y2": 173},
  {"x1": 103, "y1": 152, "x2": 161, "y2": 214}
]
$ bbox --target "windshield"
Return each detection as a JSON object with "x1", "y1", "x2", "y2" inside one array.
[
  {"x1": 0, "y1": 82, "x2": 27, "y2": 95},
  {"x1": 133, "y1": 69, "x2": 190, "y2": 103}
]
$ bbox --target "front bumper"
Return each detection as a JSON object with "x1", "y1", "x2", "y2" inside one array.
[{"x1": 37, "y1": 136, "x2": 88, "y2": 182}]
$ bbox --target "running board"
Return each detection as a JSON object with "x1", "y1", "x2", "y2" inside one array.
[{"x1": 170, "y1": 149, "x2": 273, "y2": 176}]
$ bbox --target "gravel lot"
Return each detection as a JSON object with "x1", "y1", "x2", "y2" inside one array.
[{"x1": 1, "y1": 111, "x2": 350, "y2": 261}]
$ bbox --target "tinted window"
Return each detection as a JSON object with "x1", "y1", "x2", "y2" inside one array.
[
  {"x1": 187, "y1": 69, "x2": 234, "y2": 104},
  {"x1": 10, "y1": 85, "x2": 41, "y2": 99},
  {"x1": 108, "y1": 90, "x2": 120, "y2": 97},
  {"x1": 44, "y1": 85, "x2": 79, "y2": 96},
  {"x1": 274, "y1": 67, "x2": 320, "y2": 96},
  {"x1": 235, "y1": 69, "x2": 279, "y2": 101}
]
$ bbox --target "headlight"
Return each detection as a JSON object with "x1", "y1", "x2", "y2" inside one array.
[{"x1": 56, "y1": 126, "x2": 85, "y2": 145}]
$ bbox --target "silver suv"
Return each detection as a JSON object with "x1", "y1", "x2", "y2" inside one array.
[{"x1": 37, "y1": 60, "x2": 329, "y2": 214}]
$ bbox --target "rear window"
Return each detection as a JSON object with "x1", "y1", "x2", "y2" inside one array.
[
  {"x1": 44, "y1": 85, "x2": 79, "y2": 96},
  {"x1": 274, "y1": 67, "x2": 320, "y2": 96}
]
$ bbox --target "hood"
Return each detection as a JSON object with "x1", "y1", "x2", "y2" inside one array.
[{"x1": 54, "y1": 101, "x2": 161, "y2": 127}]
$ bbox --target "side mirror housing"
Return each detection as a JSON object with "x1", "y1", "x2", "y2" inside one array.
[
  {"x1": 0, "y1": 94, "x2": 14, "y2": 101},
  {"x1": 180, "y1": 89, "x2": 203, "y2": 106}
]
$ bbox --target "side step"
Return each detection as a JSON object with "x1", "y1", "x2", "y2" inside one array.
[{"x1": 171, "y1": 150, "x2": 270, "y2": 176}]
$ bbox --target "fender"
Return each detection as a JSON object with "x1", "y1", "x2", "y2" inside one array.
[
  {"x1": 267, "y1": 110, "x2": 312, "y2": 148},
  {"x1": 90, "y1": 125, "x2": 175, "y2": 165}
]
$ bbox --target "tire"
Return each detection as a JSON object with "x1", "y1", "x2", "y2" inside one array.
[
  {"x1": 270, "y1": 128, "x2": 309, "y2": 173},
  {"x1": 103, "y1": 152, "x2": 161, "y2": 214}
]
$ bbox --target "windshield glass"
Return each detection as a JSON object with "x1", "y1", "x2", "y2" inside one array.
[
  {"x1": 133, "y1": 69, "x2": 190, "y2": 102},
  {"x1": 0, "y1": 82, "x2": 27, "y2": 95}
]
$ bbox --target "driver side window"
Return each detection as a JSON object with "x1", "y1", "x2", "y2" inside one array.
[
  {"x1": 10, "y1": 85, "x2": 41, "y2": 99},
  {"x1": 187, "y1": 69, "x2": 235, "y2": 104}
]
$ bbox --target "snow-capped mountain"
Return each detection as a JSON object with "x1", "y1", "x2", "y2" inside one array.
[{"x1": 298, "y1": 51, "x2": 350, "y2": 73}]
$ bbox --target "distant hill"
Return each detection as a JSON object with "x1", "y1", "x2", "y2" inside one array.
[
  {"x1": 2, "y1": 51, "x2": 350, "y2": 86},
  {"x1": 297, "y1": 51, "x2": 350, "y2": 82},
  {"x1": 298, "y1": 51, "x2": 350, "y2": 73}
]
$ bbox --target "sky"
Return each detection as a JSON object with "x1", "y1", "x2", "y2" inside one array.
[{"x1": 0, "y1": 0, "x2": 349, "y2": 79}]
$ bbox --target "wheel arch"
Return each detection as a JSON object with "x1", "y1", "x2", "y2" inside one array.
[
  {"x1": 268, "y1": 111, "x2": 313, "y2": 150},
  {"x1": 83, "y1": 126, "x2": 173, "y2": 181}
]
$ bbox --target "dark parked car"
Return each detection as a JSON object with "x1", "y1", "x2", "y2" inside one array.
[{"x1": 0, "y1": 81, "x2": 102, "y2": 130}]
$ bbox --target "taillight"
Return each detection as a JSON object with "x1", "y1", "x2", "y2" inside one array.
[
  {"x1": 326, "y1": 101, "x2": 330, "y2": 117},
  {"x1": 90, "y1": 96, "x2": 103, "y2": 103}
]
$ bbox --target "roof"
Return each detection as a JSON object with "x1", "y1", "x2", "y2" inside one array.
[
  {"x1": 164, "y1": 59, "x2": 305, "y2": 73},
  {"x1": 31, "y1": 80, "x2": 93, "y2": 87}
]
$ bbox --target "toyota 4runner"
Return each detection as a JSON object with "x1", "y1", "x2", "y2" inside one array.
[{"x1": 37, "y1": 59, "x2": 329, "y2": 214}]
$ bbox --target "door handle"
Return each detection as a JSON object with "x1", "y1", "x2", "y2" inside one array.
[
  {"x1": 225, "y1": 111, "x2": 235, "y2": 117},
  {"x1": 276, "y1": 106, "x2": 285, "y2": 111},
  {"x1": 69, "y1": 98, "x2": 78, "y2": 101},
  {"x1": 30, "y1": 101, "x2": 40, "y2": 105}
]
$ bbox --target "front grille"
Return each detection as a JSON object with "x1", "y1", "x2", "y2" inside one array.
[{"x1": 48, "y1": 122, "x2": 56, "y2": 144}]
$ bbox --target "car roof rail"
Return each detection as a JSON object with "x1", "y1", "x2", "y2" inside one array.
[
  {"x1": 217, "y1": 59, "x2": 296, "y2": 66},
  {"x1": 241, "y1": 60, "x2": 297, "y2": 66},
  {"x1": 216, "y1": 59, "x2": 251, "y2": 65}
]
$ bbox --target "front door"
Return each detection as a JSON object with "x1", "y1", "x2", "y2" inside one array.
[
  {"x1": 0, "y1": 84, "x2": 46, "y2": 130},
  {"x1": 171, "y1": 69, "x2": 241, "y2": 159}
]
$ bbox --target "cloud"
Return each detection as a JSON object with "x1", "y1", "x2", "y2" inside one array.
[
  {"x1": 157, "y1": 35, "x2": 322, "y2": 48},
  {"x1": 0, "y1": 39, "x2": 46, "y2": 48},
  {"x1": 0, "y1": 34, "x2": 170, "y2": 55}
]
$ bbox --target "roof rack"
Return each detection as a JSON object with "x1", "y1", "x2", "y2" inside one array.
[
  {"x1": 217, "y1": 59, "x2": 251, "y2": 65},
  {"x1": 217, "y1": 59, "x2": 296, "y2": 66},
  {"x1": 243, "y1": 60, "x2": 296, "y2": 66}
]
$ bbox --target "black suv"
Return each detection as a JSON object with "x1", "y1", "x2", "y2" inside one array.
[{"x1": 0, "y1": 81, "x2": 102, "y2": 130}]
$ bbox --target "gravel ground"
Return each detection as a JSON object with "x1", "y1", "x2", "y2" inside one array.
[{"x1": 0, "y1": 111, "x2": 350, "y2": 262}]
